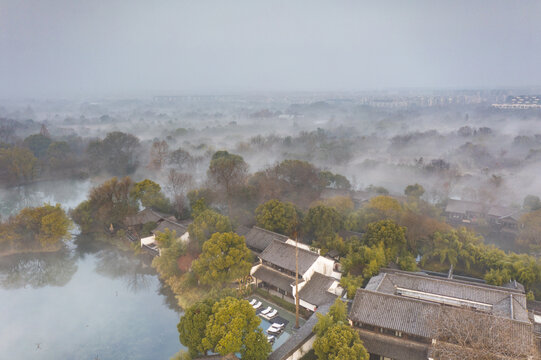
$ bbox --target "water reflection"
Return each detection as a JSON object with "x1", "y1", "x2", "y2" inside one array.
[
  {"x1": 0, "y1": 238, "x2": 184, "y2": 360},
  {"x1": 0, "y1": 246, "x2": 77, "y2": 289},
  {"x1": 94, "y1": 248, "x2": 154, "y2": 293},
  {"x1": 0, "y1": 179, "x2": 92, "y2": 218}
]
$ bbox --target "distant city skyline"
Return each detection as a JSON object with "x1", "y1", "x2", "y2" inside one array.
[{"x1": 1, "y1": 0, "x2": 541, "y2": 98}]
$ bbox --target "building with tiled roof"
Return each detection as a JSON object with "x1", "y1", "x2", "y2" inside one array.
[
  {"x1": 242, "y1": 226, "x2": 288, "y2": 253},
  {"x1": 349, "y1": 269, "x2": 537, "y2": 360},
  {"x1": 124, "y1": 207, "x2": 170, "y2": 227},
  {"x1": 250, "y1": 238, "x2": 342, "y2": 311}
]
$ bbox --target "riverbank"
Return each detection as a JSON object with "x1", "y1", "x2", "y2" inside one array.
[
  {"x1": 0, "y1": 242, "x2": 63, "y2": 257},
  {"x1": 159, "y1": 273, "x2": 209, "y2": 309}
]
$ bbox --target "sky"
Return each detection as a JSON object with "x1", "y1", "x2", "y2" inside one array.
[{"x1": 1, "y1": 0, "x2": 541, "y2": 98}]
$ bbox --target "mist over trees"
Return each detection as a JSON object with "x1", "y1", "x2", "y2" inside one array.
[{"x1": 3, "y1": 95, "x2": 541, "y2": 301}]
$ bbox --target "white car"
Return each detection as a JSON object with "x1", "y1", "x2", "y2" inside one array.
[{"x1": 261, "y1": 306, "x2": 272, "y2": 315}]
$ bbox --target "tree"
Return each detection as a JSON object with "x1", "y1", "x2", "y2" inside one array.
[
  {"x1": 167, "y1": 169, "x2": 194, "y2": 217},
  {"x1": 46, "y1": 141, "x2": 74, "y2": 170},
  {"x1": 187, "y1": 209, "x2": 232, "y2": 247},
  {"x1": 404, "y1": 183, "x2": 425, "y2": 198},
  {"x1": 517, "y1": 209, "x2": 541, "y2": 249},
  {"x1": 250, "y1": 159, "x2": 324, "y2": 208},
  {"x1": 364, "y1": 219, "x2": 407, "y2": 262},
  {"x1": 86, "y1": 131, "x2": 140, "y2": 174},
  {"x1": 202, "y1": 297, "x2": 271, "y2": 359},
  {"x1": 319, "y1": 170, "x2": 351, "y2": 189},
  {"x1": 0, "y1": 146, "x2": 37, "y2": 184},
  {"x1": 313, "y1": 299, "x2": 368, "y2": 360},
  {"x1": 168, "y1": 147, "x2": 194, "y2": 170},
  {"x1": 187, "y1": 188, "x2": 215, "y2": 218},
  {"x1": 150, "y1": 140, "x2": 169, "y2": 170},
  {"x1": 178, "y1": 298, "x2": 216, "y2": 357},
  {"x1": 152, "y1": 229, "x2": 186, "y2": 278},
  {"x1": 523, "y1": 195, "x2": 541, "y2": 211},
  {"x1": 316, "y1": 196, "x2": 355, "y2": 216},
  {"x1": 38, "y1": 206, "x2": 73, "y2": 246},
  {"x1": 207, "y1": 151, "x2": 248, "y2": 213},
  {"x1": 3, "y1": 204, "x2": 72, "y2": 249},
  {"x1": 303, "y1": 205, "x2": 344, "y2": 246},
  {"x1": 131, "y1": 179, "x2": 172, "y2": 213},
  {"x1": 23, "y1": 133, "x2": 52, "y2": 158},
  {"x1": 342, "y1": 242, "x2": 387, "y2": 278},
  {"x1": 192, "y1": 232, "x2": 252, "y2": 287},
  {"x1": 366, "y1": 196, "x2": 403, "y2": 221},
  {"x1": 425, "y1": 228, "x2": 481, "y2": 271},
  {"x1": 313, "y1": 323, "x2": 368, "y2": 360},
  {"x1": 255, "y1": 199, "x2": 300, "y2": 236},
  {"x1": 71, "y1": 177, "x2": 138, "y2": 233}
]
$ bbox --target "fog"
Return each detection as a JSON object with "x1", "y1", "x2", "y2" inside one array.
[
  {"x1": 1, "y1": 0, "x2": 541, "y2": 98},
  {"x1": 1, "y1": 94, "x2": 541, "y2": 212},
  {"x1": 1, "y1": 0, "x2": 541, "y2": 227}
]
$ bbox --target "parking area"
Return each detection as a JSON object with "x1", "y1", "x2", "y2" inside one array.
[{"x1": 247, "y1": 295, "x2": 306, "y2": 350}]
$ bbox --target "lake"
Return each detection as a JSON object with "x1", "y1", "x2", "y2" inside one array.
[
  {"x1": 0, "y1": 179, "x2": 93, "y2": 219},
  {"x1": 0, "y1": 238, "x2": 184, "y2": 360}
]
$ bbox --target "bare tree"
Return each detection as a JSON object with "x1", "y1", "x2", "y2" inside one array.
[
  {"x1": 150, "y1": 140, "x2": 169, "y2": 170},
  {"x1": 430, "y1": 307, "x2": 537, "y2": 360},
  {"x1": 167, "y1": 169, "x2": 194, "y2": 216},
  {"x1": 167, "y1": 147, "x2": 194, "y2": 171},
  {"x1": 207, "y1": 151, "x2": 248, "y2": 214}
]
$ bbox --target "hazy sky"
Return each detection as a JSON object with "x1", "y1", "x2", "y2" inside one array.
[{"x1": 1, "y1": 0, "x2": 541, "y2": 98}]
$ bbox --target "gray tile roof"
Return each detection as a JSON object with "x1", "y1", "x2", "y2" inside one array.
[
  {"x1": 252, "y1": 265, "x2": 295, "y2": 292},
  {"x1": 298, "y1": 272, "x2": 338, "y2": 307},
  {"x1": 152, "y1": 218, "x2": 189, "y2": 236},
  {"x1": 445, "y1": 199, "x2": 484, "y2": 214},
  {"x1": 235, "y1": 225, "x2": 251, "y2": 237},
  {"x1": 351, "y1": 289, "x2": 534, "y2": 343},
  {"x1": 244, "y1": 226, "x2": 288, "y2": 253},
  {"x1": 356, "y1": 327, "x2": 429, "y2": 360},
  {"x1": 259, "y1": 240, "x2": 319, "y2": 276},
  {"x1": 487, "y1": 205, "x2": 518, "y2": 218},
  {"x1": 350, "y1": 289, "x2": 439, "y2": 338},
  {"x1": 366, "y1": 269, "x2": 529, "y2": 321},
  {"x1": 124, "y1": 208, "x2": 170, "y2": 227}
]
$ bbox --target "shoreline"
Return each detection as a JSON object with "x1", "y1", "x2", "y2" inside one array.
[{"x1": 0, "y1": 244, "x2": 63, "y2": 257}]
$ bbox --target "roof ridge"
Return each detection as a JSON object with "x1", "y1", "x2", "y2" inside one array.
[
  {"x1": 382, "y1": 269, "x2": 526, "y2": 295},
  {"x1": 270, "y1": 239, "x2": 319, "y2": 257},
  {"x1": 356, "y1": 288, "x2": 441, "y2": 308},
  {"x1": 252, "y1": 226, "x2": 289, "y2": 239},
  {"x1": 375, "y1": 272, "x2": 388, "y2": 291},
  {"x1": 512, "y1": 295, "x2": 528, "y2": 314}
]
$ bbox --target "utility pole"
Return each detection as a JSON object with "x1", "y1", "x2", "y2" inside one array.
[{"x1": 295, "y1": 234, "x2": 300, "y2": 329}]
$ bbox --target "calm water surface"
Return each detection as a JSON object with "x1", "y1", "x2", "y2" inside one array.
[
  {"x1": 0, "y1": 239, "x2": 184, "y2": 360},
  {"x1": 0, "y1": 179, "x2": 92, "y2": 218}
]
